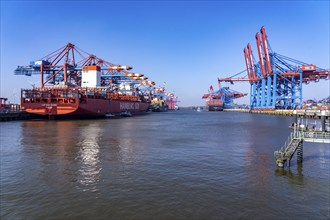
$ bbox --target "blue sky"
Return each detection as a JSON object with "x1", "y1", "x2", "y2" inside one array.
[{"x1": 1, "y1": 1, "x2": 329, "y2": 106}]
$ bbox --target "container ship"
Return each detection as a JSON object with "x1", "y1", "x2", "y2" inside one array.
[
  {"x1": 202, "y1": 85, "x2": 247, "y2": 111},
  {"x1": 206, "y1": 98, "x2": 223, "y2": 111},
  {"x1": 149, "y1": 83, "x2": 179, "y2": 112},
  {"x1": 21, "y1": 87, "x2": 150, "y2": 118},
  {"x1": 15, "y1": 43, "x2": 153, "y2": 118},
  {"x1": 149, "y1": 84, "x2": 168, "y2": 112}
]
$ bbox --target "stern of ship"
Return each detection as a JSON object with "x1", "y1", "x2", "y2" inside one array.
[{"x1": 21, "y1": 88, "x2": 79, "y2": 116}]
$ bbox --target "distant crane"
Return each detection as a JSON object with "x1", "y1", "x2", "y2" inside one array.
[
  {"x1": 202, "y1": 84, "x2": 247, "y2": 110},
  {"x1": 165, "y1": 92, "x2": 179, "y2": 110},
  {"x1": 218, "y1": 26, "x2": 329, "y2": 109}
]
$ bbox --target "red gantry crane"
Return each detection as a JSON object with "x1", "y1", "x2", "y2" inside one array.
[{"x1": 14, "y1": 43, "x2": 156, "y2": 97}]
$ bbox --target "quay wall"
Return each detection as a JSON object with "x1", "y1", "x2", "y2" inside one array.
[
  {"x1": 0, "y1": 111, "x2": 38, "y2": 122},
  {"x1": 223, "y1": 109, "x2": 330, "y2": 119}
]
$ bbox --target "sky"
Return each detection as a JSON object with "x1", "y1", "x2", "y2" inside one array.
[{"x1": 1, "y1": 0, "x2": 329, "y2": 106}]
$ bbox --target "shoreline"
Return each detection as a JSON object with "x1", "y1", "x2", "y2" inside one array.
[{"x1": 223, "y1": 108, "x2": 330, "y2": 118}]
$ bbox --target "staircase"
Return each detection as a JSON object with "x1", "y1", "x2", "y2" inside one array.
[{"x1": 274, "y1": 131, "x2": 303, "y2": 167}]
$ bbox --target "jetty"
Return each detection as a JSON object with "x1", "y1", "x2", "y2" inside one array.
[
  {"x1": 224, "y1": 109, "x2": 330, "y2": 119},
  {"x1": 0, "y1": 111, "x2": 38, "y2": 121},
  {"x1": 274, "y1": 110, "x2": 329, "y2": 167}
]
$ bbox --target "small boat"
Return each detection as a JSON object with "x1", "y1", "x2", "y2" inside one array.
[
  {"x1": 105, "y1": 113, "x2": 116, "y2": 118},
  {"x1": 120, "y1": 111, "x2": 132, "y2": 117},
  {"x1": 197, "y1": 107, "x2": 202, "y2": 112}
]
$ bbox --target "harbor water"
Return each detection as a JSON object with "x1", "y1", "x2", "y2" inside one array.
[{"x1": 0, "y1": 111, "x2": 329, "y2": 219}]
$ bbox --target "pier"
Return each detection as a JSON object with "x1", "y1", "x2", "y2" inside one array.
[
  {"x1": 223, "y1": 108, "x2": 330, "y2": 119},
  {"x1": 0, "y1": 111, "x2": 37, "y2": 121},
  {"x1": 273, "y1": 110, "x2": 329, "y2": 167}
]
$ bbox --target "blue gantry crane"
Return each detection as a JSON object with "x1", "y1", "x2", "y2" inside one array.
[
  {"x1": 202, "y1": 84, "x2": 247, "y2": 110},
  {"x1": 218, "y1": 26, "x2": 329, "y2": 109}
]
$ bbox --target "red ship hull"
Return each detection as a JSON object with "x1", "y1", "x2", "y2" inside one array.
[
  {"x1": 21, "y1": 88, "x2": 150, "y2": 118},
  {"x1": 206, "y1": 99, "x2": 223, "y2": 111}
]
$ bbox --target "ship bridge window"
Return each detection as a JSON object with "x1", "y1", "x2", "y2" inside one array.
[{"x1": 42, "y1": 99, "x2": 48, "y2": 103}]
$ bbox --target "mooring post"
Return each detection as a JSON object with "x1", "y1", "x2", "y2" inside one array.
[
  {"x1": 293, "y1": 110, "x2": 298, "y2": 138},
  {"x1": 297, "y1": 141, "x2": 303, "y2": 164},
  {"x1": 294, "y1": 109, "x2": 297, "y2": 124},
  {"x1": 321, "y1": 110, "x2": 326, "y2": 132}
]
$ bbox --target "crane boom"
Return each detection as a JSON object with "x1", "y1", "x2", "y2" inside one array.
[
  {"x1": 243, "y1": 48, "x2": 252, "y2": 84},
  {"x1": 247, "y1": 43, "x2": 256, "y2": 79},
  {"x1": 255, "y1": 33, "x2": 267, "y2": 78},
  {"x1": 260, "y1": 26, "x2": 273, "y2": 76}
]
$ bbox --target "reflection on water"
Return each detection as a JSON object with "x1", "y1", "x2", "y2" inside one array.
[
  {"x1": 20, "y1": 121, "x2": 105, "y2": 192},
  {"x1": 21, "y1": 120, "x2": 141, "y2": 192},
  {"x1": 318, "y1": 145, "x2": 329, "y2": 169},
  {"x1": 76, "y1": 123, "x2": 102, "y2": 191},
  {"x1": 275, "y1": 166, "x2": 304, "y2": 185},
  {"x1": 1, "y1": 111, "x2": 329, "y2": 219},
  {"x1": 117, "y1": 138, "x2": 137, "y2": 164}
]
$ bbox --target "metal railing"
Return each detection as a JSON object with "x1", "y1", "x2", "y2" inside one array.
[{"x1": 302, "y1": 131, "x2": 330, "y2": 143}]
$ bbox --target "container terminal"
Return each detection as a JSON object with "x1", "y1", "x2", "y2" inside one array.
[
  {"x1": 2, "y1": 27, "x2": 329, "y2": 120},
  {"x1": 149, "y1": 83, "x2": 179, "y2": 112},
  {"x1": 205, "y1": 26, "x2": 329, "y2": 111},
  {"x1": 202, "y1": 84, "x2": 247, "y2": 111},
  {"x1": 10, "y1": 43, "x2": 177, "y2": 119}
]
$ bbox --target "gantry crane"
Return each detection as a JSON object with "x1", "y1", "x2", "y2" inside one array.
[
  {"x1": 202, "y1": 83, "x2": 247, "y2": 109},
  {"x1": 165, "y1": 92, "x2": 179, "y2": 110},
  {"x1": 14, "y1": 43, "x2": 155, "y2": 97},
  {"x1": 218, "y1": 26, "x2": 329, "y2": 109}
]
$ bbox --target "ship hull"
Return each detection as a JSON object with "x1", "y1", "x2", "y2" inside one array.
[
  {"x1": 76, "y1": 99, "x2": 150, "y2": 116},
  {"x1": 21, "y1": 88, "x2": 150, "y2": 118},
  {"x1": 206, "y1": 99, "x2": 223, "y2": 111},
  {"x1": 208, "y1": 106, "x2": 223, "y2": 111},
  {"x1": 23, "y1": 99, "x2": 149, "y2": 118}
]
